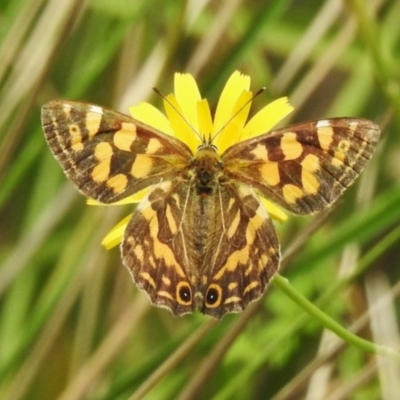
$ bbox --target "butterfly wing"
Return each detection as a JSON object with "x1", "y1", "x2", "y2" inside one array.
[
  {"x1": 199, "y1": 182, "x2": 280, "y2": 319},
  {"x1": 121, "y1": 179, "x2": 197, "y2": 316},
  {"x1": 41, "y1": 100, "x2": 192, "y2": 203},
  {"x1": 222, "y1": 118, "x2": 380, "y2": 214}
]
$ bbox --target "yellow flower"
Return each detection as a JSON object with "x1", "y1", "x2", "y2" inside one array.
[{"x1": 97, "y1": 71, "x2": 293, "y2": 249}]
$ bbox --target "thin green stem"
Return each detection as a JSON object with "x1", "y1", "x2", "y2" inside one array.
[{"x1": 273, "y1": 274, "x2": 400, "y2": 363}]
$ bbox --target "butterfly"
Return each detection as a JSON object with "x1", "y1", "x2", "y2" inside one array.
[{"x1": 41, "y1": 99, "x2": 380, "y2": 318}]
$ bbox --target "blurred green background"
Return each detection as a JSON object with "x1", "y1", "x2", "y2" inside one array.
[{"x1": 1, "y1": 1, "x2": 400, "y2": 399}]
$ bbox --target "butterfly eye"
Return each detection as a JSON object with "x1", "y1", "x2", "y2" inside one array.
[
  {"x1": 176, "y1": 282, "x2": 192, "y2": 305},
  {"x1": 205, "y1": 284, "x2": 222, "y2": 308}
]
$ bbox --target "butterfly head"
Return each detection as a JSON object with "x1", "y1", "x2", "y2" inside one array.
[{"x1": 197, "y1": 133, "x2": 218, "y2": 152}]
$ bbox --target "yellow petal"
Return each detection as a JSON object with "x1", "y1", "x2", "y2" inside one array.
[
  {"x1": 213, "y1": 71, "x2": 250, "y2": 134},
  {"x1": 164, "y1": 94, "x2": 199, "y2": 152},
  {"x1": 260, "y1": 198, "x2": 288, "y2": 223},
  {"x1": 87, "y1": 199, "x2": 106, "y2": 206},
  {"x1": 197, "y1": 99, "x2": 213, "y2": 140},
  {"x1": 129, "y1": 102, "x2": 173, "y2": 136},
  {"x1": 214, "y1": 90, "x2": 252, "y2": 153},
  {"x1": 101, "y1": 214, "x2": 131, "y2": 249},
  {"x1": 174, "y1": 73, "x2": 201, "y2": 131},
  {"x1": 243, "y1": 97, "x2": 294, "y2": 140}
]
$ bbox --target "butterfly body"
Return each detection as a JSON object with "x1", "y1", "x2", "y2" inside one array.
[{"x1": 41, "y1": 99, "x2": 380, "y2": 318}]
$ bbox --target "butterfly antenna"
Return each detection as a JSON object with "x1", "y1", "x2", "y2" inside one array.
[
  {"x1": 152, "y1": 87, "x2": 204, "y2": 143},
  {"x1": 210, "y1": 87, "x2": 266, "y2": 143}
]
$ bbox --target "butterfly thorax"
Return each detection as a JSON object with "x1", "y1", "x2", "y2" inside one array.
[{"x1": 190, "y1": 147, "x2": 224, "y2": 194}]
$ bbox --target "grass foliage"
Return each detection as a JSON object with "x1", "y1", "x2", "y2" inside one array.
[{"x1": 1, "y1": 1, "x2": 400, "y2": 399}]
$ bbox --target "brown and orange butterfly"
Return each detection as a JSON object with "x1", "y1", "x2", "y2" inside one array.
[{"x1": 41, "y1": 97, "x2": 379, "y2": 319}]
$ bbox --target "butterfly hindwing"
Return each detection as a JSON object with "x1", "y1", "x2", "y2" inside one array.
[
  {"x1": 222, "y1": 118, "x2": 380, "y2": 214},
  {"x1": 200, "y1": 182, "x2": 280, "y2": 318},
  {"x1": 121, "y1": 178, "x2": 280, "y2": 318},
  {"x1": 121, "y1": 179, "x2": 196, "y2": 316},
  {"x1": 41, "y1": 100, "x2": 192, "y2": 203}
]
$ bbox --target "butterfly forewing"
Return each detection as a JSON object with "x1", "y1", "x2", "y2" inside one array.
[
  {"x1": 41, "y1": 100, "x2": 192, "y2": 204},
  {"x1": 222, "y1": 118, "x2": 380, "y2": 214}
]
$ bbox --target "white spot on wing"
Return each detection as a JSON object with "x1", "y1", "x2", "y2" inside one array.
[
  {"x1": 316, "y1": 120, "x2": 331, "y2": 128},
  {"x1": 89, "y1": 104, "x2": 103, "y2": 114}
]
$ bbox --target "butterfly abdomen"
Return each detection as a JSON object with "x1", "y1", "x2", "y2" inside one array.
[{"x1": 188, "y1": 148, "x2": 224, "y2": 258}]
